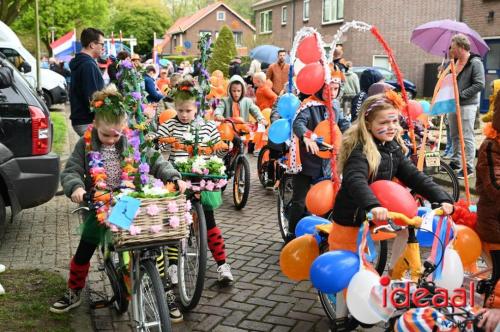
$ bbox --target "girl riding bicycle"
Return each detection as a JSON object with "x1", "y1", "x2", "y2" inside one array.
[
  {"x1": 155, "y1": 78, "x2": 234, "y2": 286},
  {"x1": 329, "y1": 90, "x2": 455, "y2": 275},
  {"x1": 51, "y1": 85, "x2": 184, "y2": 314}
]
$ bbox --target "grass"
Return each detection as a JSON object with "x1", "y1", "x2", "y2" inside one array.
[
  {"x1": 50, "y1": 112, "x2": 67, "y2": 156},
  {"x1": 0, "y1": 269, "x2": 73, "y2": 332}
]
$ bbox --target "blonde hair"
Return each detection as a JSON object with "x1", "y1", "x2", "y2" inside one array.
[
  {"x1": 91, "y1": 84, "x2": 128, "y2": 125},
  {"x1": 338, "y1": 94, "x2": 408, "y2": 178},
  {"x1": 253, "y1": 72, "x2": 266, "y2": 82}
]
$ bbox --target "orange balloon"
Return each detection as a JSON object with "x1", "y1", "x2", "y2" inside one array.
[
  {"x1": 159, "y1": 109, "x2": 177, "y2": 124},
  {"x1": 314, "y1": 120, "x2": 342, "y2": 159},
  {"x1": 218, "y1": 122, "x2": 234, "y2": 141},
  {"x1": 453, "y1": 225, "x2": 482, "y2": 266},
  {"x1": 305, "y1": 180, "x2": 336, "y2": 216},
  {"x1": 279, "y1": 235, "x2": 319, "y2": 281}
]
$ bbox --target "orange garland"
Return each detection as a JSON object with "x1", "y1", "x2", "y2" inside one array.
[{"x1": 158, "y1": 137, "x2": 229, "y2": 157}]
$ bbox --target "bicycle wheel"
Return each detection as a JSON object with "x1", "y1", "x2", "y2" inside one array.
[
  {"x1": 136, "y1": 259, "x2": 171, "y2": 332},
  {"x1": 103, "y1": 251, "x2": 129, "y2": 314},
  {"x1": 233, "y1": 156, "x2": 250, "y2": 209},
  {"x1": 422, "y1": 162, "x2": 460, "y2": 202},
  {"x1": 277, "y1": 174, "x2": 293, "y2": 242},
  {"x1": 178, "y1": 201, "x2": 207, "y2": 311},
  {"x1": 257, "y1": 146, "x2": 271, "y2": 187},
  {"x1": 318, "y1": 240, "x2": 387, "y2": 328}
]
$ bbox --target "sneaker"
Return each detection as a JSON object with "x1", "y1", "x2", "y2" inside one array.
[
  {"x1": 0, "y1": 264, "x2": 5, "y2": 273},
  {"x1": 165, "y1": 290, "x2": 183, "y2": 323},
  {"x1": 50, "y1": 288, "x2": 82, "y2": 313},
  {"x1": 217, "y1": 263, "x2": 234, "y2": 284},
  {"x1": 457, "y1": 168, "x2": 474, "y2": 179},
  {"x1": 449, "y1": 161, "x2": 461, "y2": 171},
  {"x1": 167, "y1": 264, "x2": 178, "y2": 285}
]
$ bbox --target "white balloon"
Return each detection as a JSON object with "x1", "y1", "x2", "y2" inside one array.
[
  {"x1": 435, "y1": 248, "x2": 464, "y2": 292},
  {"x1": 346, "y1": 269, "x2": 383, "y2": 324},
  {"x1": 293, "y1": 59, "x2": 305, "y2": 76}
]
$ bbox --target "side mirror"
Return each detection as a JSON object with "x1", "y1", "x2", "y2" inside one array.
[
  {"x1": 0, "y1": 65, "x2": 14, "y2": 89},
  {"x1": 20, "y1": 61, "x2": 31, "y2": 73}
]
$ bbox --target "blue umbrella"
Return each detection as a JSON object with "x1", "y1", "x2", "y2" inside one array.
[{"x1": 250, "y1": 45, "x2": 289, "y2": 64}]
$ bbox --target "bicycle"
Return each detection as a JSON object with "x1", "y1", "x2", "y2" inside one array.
[
  {"x1": 219, "y1": 118, "x2": 251, "y2": 210},
  {"x1": 72, "y1": 193, "x2": 172, "y2": 332}
]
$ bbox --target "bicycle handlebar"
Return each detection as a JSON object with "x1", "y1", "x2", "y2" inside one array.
[{"x1": 367, "y1": 208, "x2": 445, "y2": 229}]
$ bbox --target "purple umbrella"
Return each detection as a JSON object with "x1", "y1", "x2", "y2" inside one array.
[{"x1": 410, "y1": 19, "x2": 489, "y2": 57}]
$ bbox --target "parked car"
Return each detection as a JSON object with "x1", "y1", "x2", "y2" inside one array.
[
  {"x1": 352, "y1": 66, "x2": 418, "y2": 99},
  {"x1": 0, "y1": 53, "x2": 60, "y2": 226}
]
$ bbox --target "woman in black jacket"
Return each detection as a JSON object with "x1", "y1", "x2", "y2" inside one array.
[{"x1": 330, "y1": 91, "x2": 454, "y2": 272}]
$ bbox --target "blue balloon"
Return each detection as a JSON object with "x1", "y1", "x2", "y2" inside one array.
[
  {"x1": 310, "y1": 250, "x2": 359, "y2": 293},
  {"x1": 420, "y1": 100, "x2": 431, "y2": 114},
  {"x1": 277, "y1": 93, "x2": 300, "y2": 119},
  {"x1": 295, "y1": 216, "x2": 331, "y2": 243},
  {"x1": 268, "y1": 118, "x2": 291, "y2": 144}
]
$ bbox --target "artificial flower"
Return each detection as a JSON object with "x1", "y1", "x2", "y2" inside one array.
[
  {"x1": 153, "y1": 179, "x2": 164, "y2": 188},
  {"x1": 93, "y1": 100, "x2": 104, "y2": 108},
  {"x1": 216, "y1": 179, "x2": 228, "y2": 188},
  {"x1": 185, "y1": 200, "x2": 192, "y2": 212},
  {"x1": 205, "y1": 180, "x2": 215, "y2": 191},
  {"x1": 167, "y1": 201, "x2": 179, "y2": 213},
  {"x1": 121, "y1": 59, "x2": 133, "y2": 69},
  {"x1": 129, "y1": 225, "x2": 142, "y2": 235},
  {"x1": 146, "y1": 204, "x2": 160, "y2": 216},
  {"x1": 150, "y1": 224, "x2": 163, "y2": 233},
  {"x1": 184, "y1": 212, "x2": 193, "y2": 225},
  {"x1": 139, "y1": 163, "x2": 150, "y2": 174},
  {"x1": 131, "y1": 92, "x2": 142, "y2": 100},
  {"x1": 169, "y1": 216, "x2": 180, "y2": 228}
]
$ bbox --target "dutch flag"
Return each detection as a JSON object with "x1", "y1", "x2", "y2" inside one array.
[
  {"x1": 429, "y1": 71, "x2": 456, "y2": 116},
  {"x1": 50, "y1": 30, "x2": 76, "y2": 58}
]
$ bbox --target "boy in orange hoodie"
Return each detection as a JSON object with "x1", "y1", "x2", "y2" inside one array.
[{"x1": 253, "y1": 72, "x2": 277, "y2": 111}]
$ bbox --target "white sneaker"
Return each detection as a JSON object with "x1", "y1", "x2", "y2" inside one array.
[
  {"x1": 0, "y1": 283, "x2": 4, "y2": 295},
  {"x1": 167, "y1": 264, "x2": 178, "y2": 285},
  {"x1": 0, "y1": 264, "x2": 5, "y2": 273},
  {"x1": 217, "y1": 263, "x2": 234, "y2": 283}
]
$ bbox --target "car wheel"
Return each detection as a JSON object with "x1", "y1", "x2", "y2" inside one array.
[{"x1": 42, "y1": 90, "x2": 52, "y2": 109}]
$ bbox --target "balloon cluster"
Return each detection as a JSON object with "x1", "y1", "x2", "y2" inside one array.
[{"x1": 268, "y1": 94, "x2": 300, "y2": 144}]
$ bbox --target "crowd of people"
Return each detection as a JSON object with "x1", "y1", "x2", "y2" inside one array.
[{"x1": 51, "y1": 27, "x2": 499, "y2": 330}]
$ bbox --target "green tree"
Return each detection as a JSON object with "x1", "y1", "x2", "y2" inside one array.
[
  {"x1": 207, "y1": 25, "x2": 237, "y2": 77},
  {"x1": 11, "y1": 0, "x2": 110, "y2": 52},
  {"x1": 0, "y1": 0, "x2": 31, "y2": 25},
  {"x1": 110, "y1": 6, "x2": 172, "y2": 55}
]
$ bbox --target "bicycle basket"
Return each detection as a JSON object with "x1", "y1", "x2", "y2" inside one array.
[{"x1": 112, "y1": 195, "x2": 189, "y2": 250}]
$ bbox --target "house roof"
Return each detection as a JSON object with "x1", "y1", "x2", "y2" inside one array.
[
  {"x1": 252, "y1": 0, "x2": 290, "y2": 10},
  {"x1": 166, "y1": 2, "x2": 255, "y2": 35}
]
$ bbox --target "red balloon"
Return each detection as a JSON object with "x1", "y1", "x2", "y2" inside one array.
[
  {"x1": 296, "y1": 35, "x2": 321, "y2": 64},
  {"x1": 407, "y1": 100, "x2": 423, "y2": 119},
  {"x1": 296, "y1": 63, "x2": 325, "y2": 95},
  {"x1": 369, "y1": 180, "x2": 418, "y2": 225}
]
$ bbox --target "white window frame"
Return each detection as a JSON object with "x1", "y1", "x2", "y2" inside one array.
[
  {"x1": 216, "y1": 11, "x2": 226, "y2": 21},
  {"x1": 372, "y1": 55, "x2": 391, "y2": 72},
  {"x1": 322, "y1": 0, "x2": 344, "y2": 25},
  {"x1": 233, "y1": 32, "x2": 242, "y2": 47},
  {"x1": 303, "y1": 0, "x2": 310, "y2": 21},
  {"x1": 260, "y1": 10, "x2": 272, "y2": 34},
  {"x1": 281, "y1": 6, "x2": 287, "y2": 25}
]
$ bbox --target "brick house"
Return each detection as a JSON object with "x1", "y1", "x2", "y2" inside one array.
[
  {"x1": 162, "y1": 2, "x2": 255, "y2": 56},
  {"x1": 253, "y1": 0, "x2": 499, "y2": 101}
]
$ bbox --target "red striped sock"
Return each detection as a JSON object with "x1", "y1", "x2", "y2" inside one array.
[
  {"x1": 207, "y1": 226, "x2": 226, "y2": 264},
  {"x1": 68, "y1": 258, "x2": 90, "y2": 290}
]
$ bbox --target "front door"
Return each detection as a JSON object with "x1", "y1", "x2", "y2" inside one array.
[{"x1": 481, "y1": 38, "x2": 500, "y2": 113}]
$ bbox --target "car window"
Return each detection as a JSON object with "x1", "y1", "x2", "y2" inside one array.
[
  {"x1": 0, "y1": 47, "x2": 26, "y2": 72},
  {"x1": 378, "y1": 68, "x2": 396, "y2": 81}
]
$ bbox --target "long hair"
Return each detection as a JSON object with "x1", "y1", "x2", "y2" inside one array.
[{"x1": 338, "y1": 93, "x2": 407, "y2": 179}]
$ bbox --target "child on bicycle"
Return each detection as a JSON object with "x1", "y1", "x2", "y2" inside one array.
[
  {"x1": 476, "y1": 87, "x2": 500, "y2": 310},
  {"x1": 155, "y1": 78, "x2": 234, "y2": 286},
  {"x1": 214, "y1": 75, "x2": 267, "y2": 154},
  {"x1": 51, "y1": 85, "x2": 185, "y2": 316},
  {"x1": 329, "y1": 90, "x2": 454, "y2": 275},
  {"x1": 288, "y1": 69, "x2": 347, "y2": 241}
]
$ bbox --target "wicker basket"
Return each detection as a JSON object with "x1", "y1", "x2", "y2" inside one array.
[{"x1": 112, "y1": 195, "x2": 189, "y2": 250}]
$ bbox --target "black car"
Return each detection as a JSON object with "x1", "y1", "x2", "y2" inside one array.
[
  {"x1": 352, "y1": 66, "x2": 418, "y2": 99},
  {"x1": 0, "y1": 53, "x2": 60, "y2": 226}
]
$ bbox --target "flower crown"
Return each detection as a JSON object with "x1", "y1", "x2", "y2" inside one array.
[
  {"x1": 168, "y1": 78, "x2": 202, "y2": 100},
  {"x1": 90, "y1": 94, "x2": 128, "y2": 117},
  {"x1": 365, "y1": 90, "x2": 406, "y2": 116}
]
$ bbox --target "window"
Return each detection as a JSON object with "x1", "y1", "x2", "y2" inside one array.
[
  {"x1": 199, "y1": 31, "x2": 212, "y2": 39},
  {"x1": 233, "y1": 32, "x2": 242, "y2": 47},
  {"x1": 260, "y1": 10, "x2": 272, "y2": 33},
  {"x1": 0, "y1": 48, "x2": 27, "y2": 72},
  {"x1": 303, "y1": 0, "x2": 310, "y2": 21},
  {"x1": 281, "y1": 6, "x2": 287, "y2": 25},
  {"x1": 322, "y1": 0, "x2": 344, "y2": 24},
  {"x1": 372, "y1": 55, "x2": 391, "y2": 72},
  {"x1": 216, "y1": 11, "x2": 225, "y2": 21}
]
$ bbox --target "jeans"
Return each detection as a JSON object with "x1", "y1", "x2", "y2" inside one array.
[
  {"x1": 444, "y1": 115, "x2": 453, "y2": 154},
  {"x1": 73, "y1": 124, "x2": 91, "y2": 137},
  {"x1": 448, "y1": 104, "x2": 477, "y2": 170}
]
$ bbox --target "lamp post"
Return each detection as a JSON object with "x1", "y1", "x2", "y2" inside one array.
[{"x1": 35, "y1": 0, "x2": 41, "y2": 90}]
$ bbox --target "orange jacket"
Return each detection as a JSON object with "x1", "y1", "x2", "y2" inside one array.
[
  {"x1": 255, "y1": 85, "x2": 277, "y2": 110},
  {"x1": 266, "y1": 62, "x2": 290, "y2": 95}
]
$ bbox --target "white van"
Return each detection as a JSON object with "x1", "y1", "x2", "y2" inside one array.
[{"x1": 0, "y1": 20, "x2": 68, "y2": 108}]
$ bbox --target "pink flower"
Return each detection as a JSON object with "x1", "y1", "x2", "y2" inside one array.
[
  {"x1": 135, "y1": 208, "x2": 142, "y2": 218},
  {"x1": 150, "y1": 224, "x2": 163, "y2": 233},
  {"x1": 185, "y1": 200, "x2": 192, "y2": 212},
  {"x1": 185, "y1": 180, "x2": 192, "y2": 189},
  {"x1": 146, "y1": 204, "x2": 160, "y2": 216},
  {"x1": 129, "y1": 225, "x2": 142, "y2": 235},
  {"x1": 205, "y1": 180, "x2": 215, "y2": 191},
  {"x1": 96, "y1": 181, "x2": 107, "y2": 189},
  {"x1": 169, "y1": 216, "x2": 180, "y2": 228},
  {"x1": 216, "y1": 179, "x2": 228, "y2": 188},
  {"x1": 200, "y1": 179, "x2": 206, "y2": 189},
  {"x1": 191, "y1": 186, "x2": 200, "y2": 192},
  {"x1": 203, "y1": 168, "x2": 209, "y2": 175},
  {"x1": 167, "y1": 201, "x2": 178, "y2": 213},
  {"x1": 184, "y1": 212, "x2": 193, "y2": 225}
]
